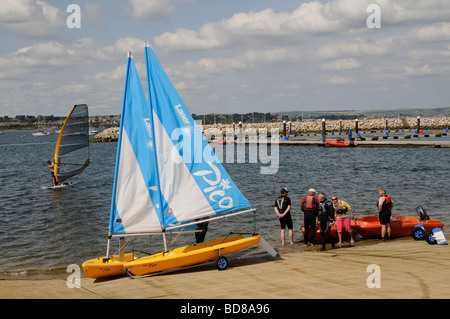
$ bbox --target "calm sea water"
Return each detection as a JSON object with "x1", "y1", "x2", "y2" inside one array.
[{"x1": 1, "y1": 130, "x2": 449, "y2": 279}]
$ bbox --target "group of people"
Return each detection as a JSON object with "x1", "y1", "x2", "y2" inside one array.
[{"x1": 274, "y1": 187, "x2": 394, "y2": 251}]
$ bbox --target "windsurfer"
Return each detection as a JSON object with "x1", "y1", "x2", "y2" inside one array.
[{"x1": 47, "y1": 160, "x2": 59, "y2": 186}]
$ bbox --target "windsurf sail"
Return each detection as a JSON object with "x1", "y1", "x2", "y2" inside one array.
[
  {"x1": 109, "y1": 47, "x2": 252, "y2": 237},
  {"x1": 54, "y1": 104, "x2": 90, "y2": 183}
]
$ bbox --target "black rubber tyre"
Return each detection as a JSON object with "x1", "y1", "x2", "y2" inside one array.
[
  {"x1": 216, "y1": 256, "x2": 228, "y2": 270},
  {"x1": 425, "y1": 230, "x2": 437, "y2": 244},
  {"x1": 411, "y1": 227, "x2": 426, "y2": 240}
]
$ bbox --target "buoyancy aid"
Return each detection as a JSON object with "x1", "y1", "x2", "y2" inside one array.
[
  {"x1": 276, "y1": 196, "x2": 288, "y2": 213},
  {"x1": 318, "y1": 200, "x2": 334, "y2": 222},
  {"x1": 303, "y1": 195, "x2": 318, "y2": 211},
  {"x1": 334, "y1": 200, "x2": 350, "y2": 217},
  {"x1": 378, "y1": 195, "x2": 393, "y2": 211}
]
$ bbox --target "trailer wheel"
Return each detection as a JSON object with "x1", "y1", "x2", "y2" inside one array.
[
  {"x1": 425, "y1": 230, "x2": 437, "y2": 245},
  {"x1": 216, "y1": 256, "x2": 228, "y2": 270},
  {"x1": 411, "y1": 227, "x2": 425, "y2": 240}
]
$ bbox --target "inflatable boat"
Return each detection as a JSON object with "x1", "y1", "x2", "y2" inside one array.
[
  {"x1": 301, "y1": 206, "x2": 444, "y2": 243},
  {"x1": 326, "y1": 139, "x2": 357, "y2": 147}
]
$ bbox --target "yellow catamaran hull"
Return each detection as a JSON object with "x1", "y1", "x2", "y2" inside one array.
[
  {"x1": 82, "y1": 253, "x2": 136, "y2": 279},
  {"x1": 82, "y1": 234, "x2": 261, "y2": 279}
]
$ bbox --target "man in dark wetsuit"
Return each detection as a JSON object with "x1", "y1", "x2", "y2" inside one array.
[
  {"x1": 301, "y1": 188, "x2": 319, "y2": 246},
  {"x1": 317, "y1": 192, "x2": 335, "y2": 251},
  {"x1": 274, "y1": 187, "x2": 293, "y2": 245}
]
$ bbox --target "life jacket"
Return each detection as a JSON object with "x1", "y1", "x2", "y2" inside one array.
[
  {"x1": 303, "y1": 195, "x2": 318, "y2": 211},
  {"x1": 334, "y1": 200, "x2": 349, "y2": 217},
  {"x1": 318, "y1": 200, "x2": 334, "y2": 221},
  {"x1": 276, "y1": 196, "x2": 289, "y2": 213},
  {"x1": 378, "y1": 195, "x2": 392, "y2": 211}
]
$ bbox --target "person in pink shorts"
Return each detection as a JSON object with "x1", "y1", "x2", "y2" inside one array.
[{"x1": 332, "y1": 196, "x2": 355, "y2": 245}]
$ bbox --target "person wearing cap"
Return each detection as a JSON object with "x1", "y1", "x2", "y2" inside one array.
[
  {"x1": 274, "y1": 187, "x2": 293, "y2": 245},
  {"x1": 301, "y1": 188, "x2": 319, "y2": 246}
]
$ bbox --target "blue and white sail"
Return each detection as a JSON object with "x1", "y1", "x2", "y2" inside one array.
[{"x1": 109, "y1": 47, "x2": 252, "y2": 235}]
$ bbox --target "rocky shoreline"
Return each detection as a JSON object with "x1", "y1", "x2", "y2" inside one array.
[{"x1": 90, "y1": 116, "x2": 449, "y2": 142}]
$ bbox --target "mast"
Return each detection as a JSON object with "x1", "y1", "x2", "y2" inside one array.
[
  {"x1": 107, "y1": 52, "x2": 132, "y2": 258},
  {"x1": 144, "y1": 41, "x2": 167, "y2": 251}
]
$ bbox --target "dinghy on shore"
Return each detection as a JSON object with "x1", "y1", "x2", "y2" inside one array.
[
  {"x1": 82, "y1": 44, "x2": 275, "y2": 279},
  {"x1": 301, "y1": 207, "x2": 444, "y2": 243}
]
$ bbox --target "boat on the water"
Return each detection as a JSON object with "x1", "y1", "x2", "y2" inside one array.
[
  {"x1": 214, "y1": 138, "x2": 231, "y2": 144},
  {"x1": 326, "y1": 139, "x2": 357, "y2": 147},
  {"x1": 82, "y1": 44, "x2": 275, "y2": 279}
]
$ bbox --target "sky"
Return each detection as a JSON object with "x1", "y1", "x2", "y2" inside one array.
[{"x1": 1, "y1": 0, "x2": 450, "y2": 117}]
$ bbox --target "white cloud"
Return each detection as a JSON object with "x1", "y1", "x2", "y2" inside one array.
[
  {"x1": 0, "y1": 37, "x2": 145, "y2": 80},
  {"x1": 321, "y1": 58, "x2": 361, "y2": 71},
  {"x1": 154, "y1": 0, "x2": 450, "y2": 52},
  {"x1": 0, "y1": 0, "x2": 64, "y2": 38},
  {"x1": 128, "y1": 0, "x2": 175, "y2": 21},
  {"x1": 316, "y1": 38, "x2": 393, "y2": 60},
  {"x1": 404, "y1": 65, "x2": 433, "y2": 76},
  {"x1": 326, "y1": 74, "x2": 354, "y2": 84},
  {"x1": 408, "y1": 22, "x2": 450, "y2": 43}
]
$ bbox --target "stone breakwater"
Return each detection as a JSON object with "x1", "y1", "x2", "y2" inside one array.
[
  {"x1": 90, "y1": 127, "x2": 120, "y2": 142},
  {"x1": 90, "y1": 117, "x2": 449, "y2": 142}
]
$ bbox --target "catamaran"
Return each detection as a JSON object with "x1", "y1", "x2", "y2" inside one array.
[
  {"x1": 51, "y1": 104, "x2": 90, "y2": 188},
  {"x1": 82, "y1": 44, "x2": 275, "y2": 279}
]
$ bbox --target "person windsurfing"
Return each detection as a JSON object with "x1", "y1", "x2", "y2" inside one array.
[{"x1": 47, "y1": 160, "x2": 59, "y2": 186}]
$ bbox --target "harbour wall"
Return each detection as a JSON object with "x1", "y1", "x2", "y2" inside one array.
[{"x1": 90, "y1": 117, "x2": 449, "y2": 142}]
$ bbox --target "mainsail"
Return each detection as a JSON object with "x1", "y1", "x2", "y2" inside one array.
[
  {"x1": 54, "y1": 104, "x2": 90, "y2": 183},
  {"x1": 109, "y1": 47, "x2": 252, "y2": 236}
]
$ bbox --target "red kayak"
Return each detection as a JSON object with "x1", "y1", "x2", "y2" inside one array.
[
  {"x1": 326, "y1": 139, "x2": 357, "y2": 147},
  {"x1": 301, "y1": 215, "x2": 444, "y2": 243}
]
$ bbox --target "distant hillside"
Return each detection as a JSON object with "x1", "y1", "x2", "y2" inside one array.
[{"x1": 274, "y1": 107, "x2": 450, "y2": 120}]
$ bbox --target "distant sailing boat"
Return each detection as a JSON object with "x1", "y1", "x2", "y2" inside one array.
[
  {"x1": 82, "y1": 44, "x2": 275, "y2": 279},
  {"x1": 32, "y1": 116, "x2": 51, "y2": 136},
  {"x1": 52, "y1": 104, "x2": 90, "y2": 188}
]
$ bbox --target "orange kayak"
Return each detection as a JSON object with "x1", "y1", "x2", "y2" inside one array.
[
  {"x1": 353, "y1": 215, "x2": 444, "y2": 238},
  {"x1": 326, "y1": 139, "x2": 357, "y2": 147},
  {"x1": 301, "y1": 215, "x2": 444, "y2": 243}
]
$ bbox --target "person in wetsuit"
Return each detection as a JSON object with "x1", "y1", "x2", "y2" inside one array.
[
  {"x1": 378, "y1": 188, "x2": 394, "y2": 241},
  {"x1": 47, "y1": 160, "x2": 59, "y2": 186},
  {"x1": 317, "y1": 192, "x2": 336, "y2": 251},
  {"x1": 274, "y1": 187, "x2": 293, "y2": 245},
  {"x1": 301, "y1": 188, "x2": 319, "y2": 246}
]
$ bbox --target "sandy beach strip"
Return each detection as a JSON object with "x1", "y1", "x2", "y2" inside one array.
[{"x1": 1, "y1": 237, "x2": 449, "y2": 299}]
